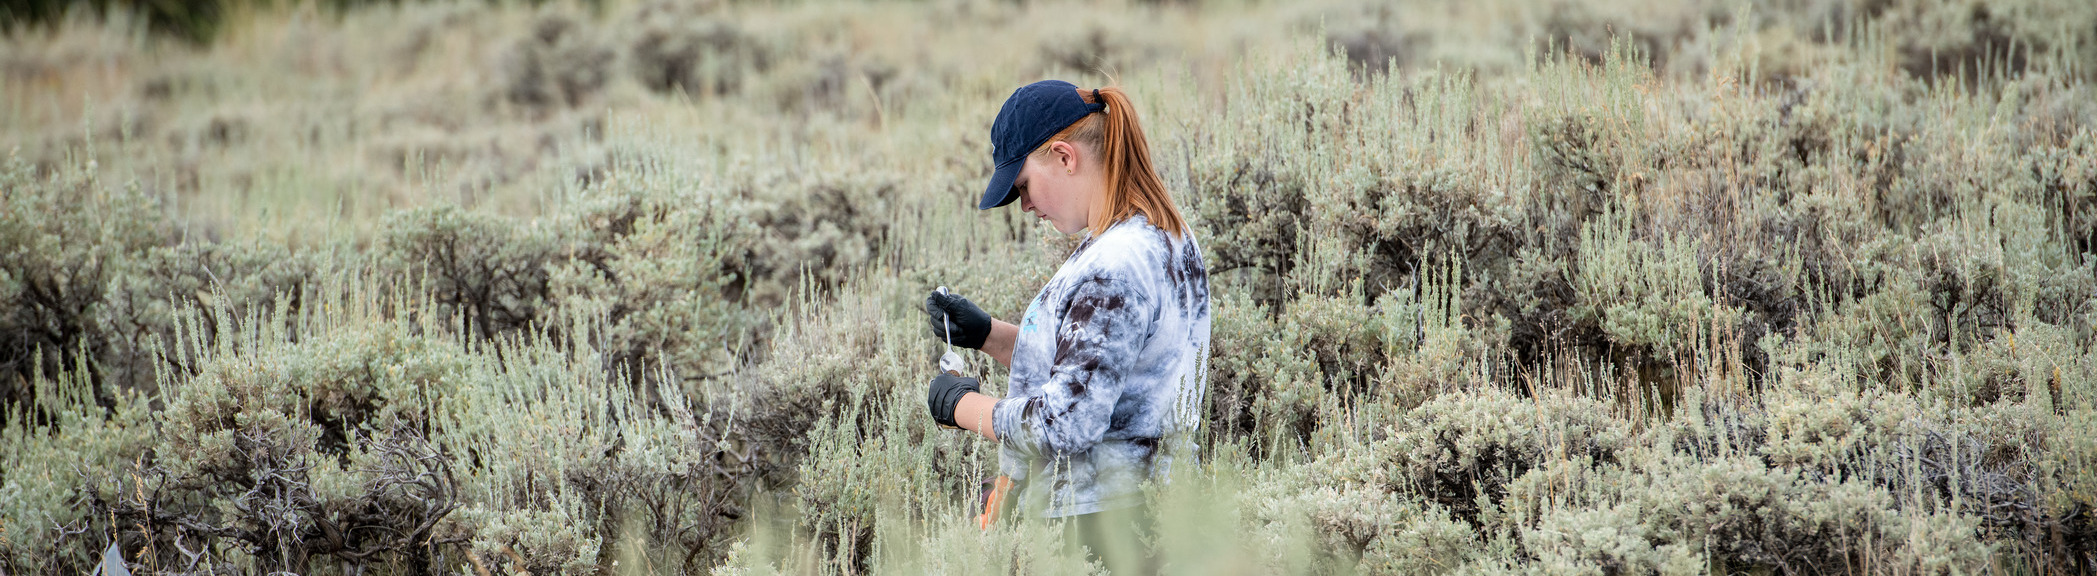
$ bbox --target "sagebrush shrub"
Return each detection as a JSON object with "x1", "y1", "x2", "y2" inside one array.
[
  {"x1": 382, "y1": 205, "x2": 558, "y2": 341},
  {"x1": 499, "y1": 14, "x2": 616, "y2": 110},
  {"x1": 628, "y1": 0, "x2": 763, "y2": 97},
  {"x1": 0, "y1": 155, "x2": 164, "y2": 418}
]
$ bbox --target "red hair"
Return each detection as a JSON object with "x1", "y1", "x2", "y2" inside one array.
[{"x1": 1030, "y1": 86, "x2": 1187, "y2": 238}]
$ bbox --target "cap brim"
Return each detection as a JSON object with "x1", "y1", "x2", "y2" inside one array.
[{"x1": 977, "y1": 157, "x2": 1025, "y2": 210}]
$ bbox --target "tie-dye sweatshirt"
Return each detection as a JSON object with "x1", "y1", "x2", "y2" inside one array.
[{"x1": 991, "y1": 213, "x2": 1213, "y2": 518}]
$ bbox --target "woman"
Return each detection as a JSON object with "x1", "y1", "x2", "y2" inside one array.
[{"x1": 922, "y1": 79, "x2": 1212, "y2": 572}]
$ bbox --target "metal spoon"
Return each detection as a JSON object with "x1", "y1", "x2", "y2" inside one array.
[{"x1": 934, "y1": 286, "x2": 968, "y2": 376}]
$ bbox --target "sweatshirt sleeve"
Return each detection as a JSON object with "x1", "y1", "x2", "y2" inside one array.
[{"x1": 992, "y1": 271, "x2": 1154, "y2": 459}]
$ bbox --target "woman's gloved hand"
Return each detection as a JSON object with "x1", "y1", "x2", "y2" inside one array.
[
  {"x1": 925, "y1": 290, "x2": 992, "y2": 349},
  {"x1": 927, "y1": 373, "x2": 981, "y2": 428}
]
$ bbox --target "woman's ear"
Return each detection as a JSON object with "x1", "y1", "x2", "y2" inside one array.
[{"x1": 1050, "y1": 141, "x2": 1079, "y2": 175}]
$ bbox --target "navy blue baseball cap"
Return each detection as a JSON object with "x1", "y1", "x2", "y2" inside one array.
[{"x1": 979, "y1": 80, "x2": 1106, "y2": 210}]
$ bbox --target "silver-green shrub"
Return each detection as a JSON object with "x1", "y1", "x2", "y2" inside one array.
[{"x1": 0, "y1": 153, "x2": 165, "y2": 409}]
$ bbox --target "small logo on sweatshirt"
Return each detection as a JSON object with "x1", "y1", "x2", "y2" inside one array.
[{"x1": 1020, "y1": 301, "x2": 1042, "y2": 333}]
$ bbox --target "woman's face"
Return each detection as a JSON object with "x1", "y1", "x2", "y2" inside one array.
[{"x1": 1013, "y1": 140, "x2": 1098, "y2": 235}]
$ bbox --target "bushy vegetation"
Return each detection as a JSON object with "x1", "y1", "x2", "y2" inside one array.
[{"x1": 4, "y1": 0, "x2": 2096, "y2": 574}]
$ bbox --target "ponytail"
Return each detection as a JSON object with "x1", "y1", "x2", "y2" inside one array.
[{"x1": 1029, "y1": 86, "x2": 1188, "y2": 238}]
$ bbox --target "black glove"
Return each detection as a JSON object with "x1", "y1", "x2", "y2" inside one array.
[
  {"x1": 927, "y1": 373, "x2": 981, "y2": 429},
  {"x1": 925, "y1": 290, "x2": 992, "y2": 350}
]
